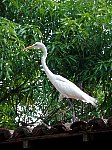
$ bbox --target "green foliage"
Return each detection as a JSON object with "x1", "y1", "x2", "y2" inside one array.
[{"x1": 0, "y1": 0, "x2": 112, "y2": 129}]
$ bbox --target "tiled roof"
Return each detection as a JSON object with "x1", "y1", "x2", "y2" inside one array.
[{"x1": 0, "y1": 117, "x2": 112, "y2": 149}]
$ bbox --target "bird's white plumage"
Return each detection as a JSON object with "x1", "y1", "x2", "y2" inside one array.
[
  {"x1": 50, "y1": 74, "x2": 97, "y2": 106},
  {"x1": 25, "y1": 42, "x2": 97, "y2": 107}
]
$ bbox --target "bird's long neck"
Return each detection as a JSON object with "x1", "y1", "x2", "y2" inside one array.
[{"x1": 41, "y1": 46, "x2": 54, "y2": 78}]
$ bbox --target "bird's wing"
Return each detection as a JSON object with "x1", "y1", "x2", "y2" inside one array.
[
  {"x1": 54, "y1": 75, "x2": 85, "y2": 100},
  {"x1": 53, "y1": 75, "x2": 97, "y2": 106}
]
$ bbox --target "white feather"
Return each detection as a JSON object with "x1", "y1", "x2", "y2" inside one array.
[{"x1": 26, "y1": 42, "x2": 97, "y2": 107}]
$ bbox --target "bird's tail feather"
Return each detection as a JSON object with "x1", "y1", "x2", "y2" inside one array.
[
  {"x1": 82, "y1": 94, "x2": 97, "y2": 107},
  {"x1": 88, "y1": 96, "x2": 97, "y2": 107}
]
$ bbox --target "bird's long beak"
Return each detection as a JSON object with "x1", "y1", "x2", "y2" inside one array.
[{"x1": 23, "y1": 45, "x2": 33, "y2": 51}]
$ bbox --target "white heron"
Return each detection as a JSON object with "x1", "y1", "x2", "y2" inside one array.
[{"x1": 25, "y1": 42, "x2": 97, "y2": 120}]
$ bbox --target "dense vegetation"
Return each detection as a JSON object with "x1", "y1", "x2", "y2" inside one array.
[{"x1": 0, "y1": 0, "x2": 111, "y2": 129}]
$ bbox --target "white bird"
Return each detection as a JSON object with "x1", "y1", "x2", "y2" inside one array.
[{"x1": 25, "y1": 42, "x2": 97, "y2": 111}]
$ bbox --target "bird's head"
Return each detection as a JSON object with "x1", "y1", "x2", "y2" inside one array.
[{"x1": 24, "y1": 42, "x2": 45, "y2": 50}]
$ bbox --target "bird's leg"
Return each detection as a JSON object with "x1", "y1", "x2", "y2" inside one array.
[
  {"x1": 59, "y1": 94, "x2": 76, "y2": 122},
  {"x1": 67, "y1": 98, "x2": 76, "y2": 123}
]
